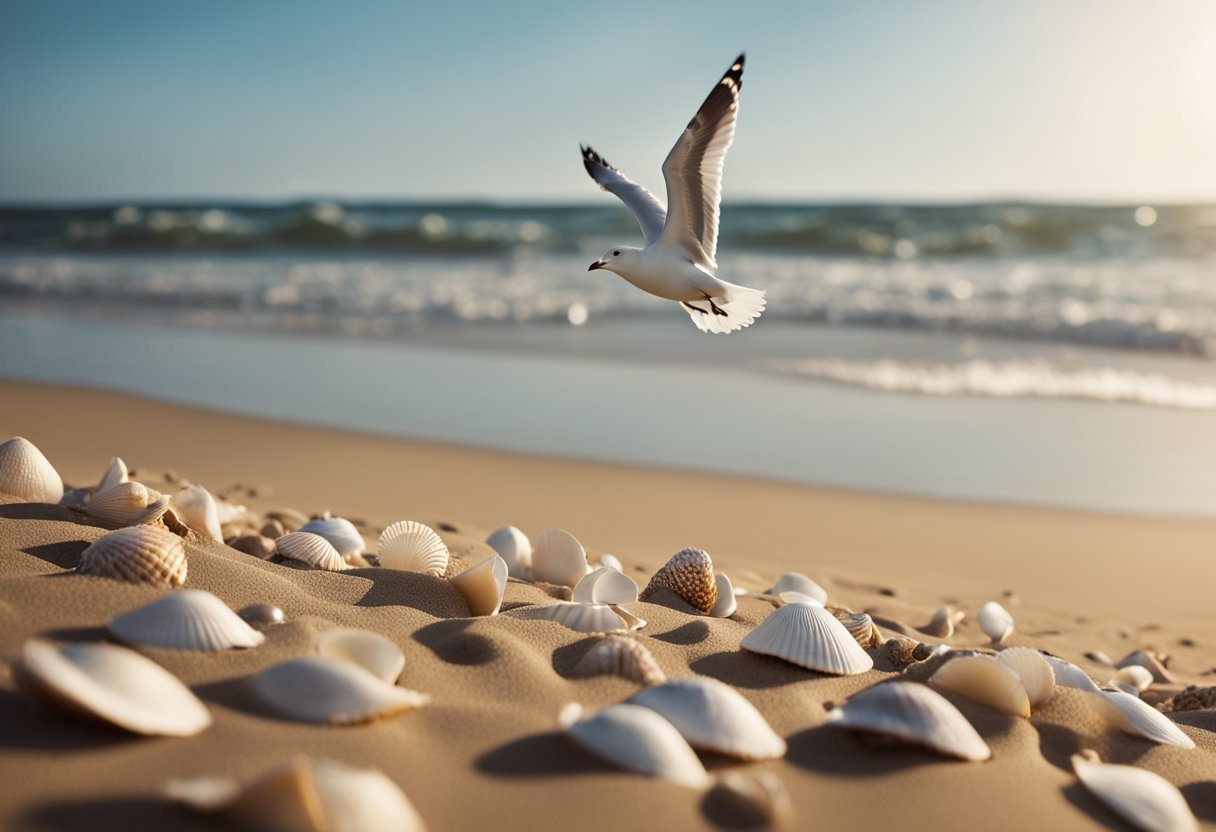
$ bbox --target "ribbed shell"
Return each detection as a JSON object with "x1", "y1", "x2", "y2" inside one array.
[
  {"x1": 450, "y1": 554, "x2": 508, "y2": 616},
  {"x1": 978, "y1": 601, "x2": 1014, "y2": 643},
  {"x1": 767, "y1": 572, "x2": 827, "y2": 605},
  {"x1": 559, "y1": 703, "x2": 711, "y2": 788},
  {"x1": 298, "y1": 515, "x2": 365, "y2": 560},
  {"x1": 573, "y1": 636, "x2": 666, "y2": 686},
  {"x1": 86, "y1": 481, "x2": 171, "y2": 526},
  {"x1": 108, "y1": 590, "x2": 265, "y2": 651},
  {"x1": 97, "y1": 456, "x2": 128, "y2": 493},
  {"x1": 639, "y1": 547, "x2": 717, "y2": 614},
  {"x1": 995, "y1": 647, "x2": 1056, "y2": 707},
  {"x1": 1089, "y1": 690, "x2": 1195, "y2": 748},
  {"x1": 573, "y1": 567, "x2": 639, "y2": 605},
  {"x1": 77, "y1": 525, "x2": 188, "y2": 587},
  {"x1": 741, "y1": 602, "x2": 873, "y2": 675},
  {"x1": 930, "y1": 655, "x2": 1031, "y2": 717},
  {"x1": 509, "y1": 602, "x2": 627, "y2": 633},
  {"x1": 275, "y1": 531, "x2": 350, "y2": 572},
  {"x1": 170, "y1": 484, "x2": 223, "y2": 542},
  {"x1": 251, "y1": 657, "x2": 429, "y2": 725},
  {"x1": 832, "y1": 609, "x2": 882, "y2": 649},
  {"x1": 532, "y1": 528, "x2": 589, "y2": 587},
  {"x1": 711, "y1": 573, "x2": 738, "y2": 618},
  {"x1": 316, "y1": 628, "x2": 405, "y2": 683},
  {"x1": 0, "y1": 436, "x2": 63, "y2": 503},
  {"x1": 826, "y1": 681, "x2": 991, "y2": 761},
  {"x1": 485, "y1": 525, "x2": 532, "y2": 579},
  {"x1": 629, "y1": 677, "x2": 787, "y2": 761},
  {"x1": 377, "y1": 520, "x2": 449, "y2": 576},
  {"x1": 1072, "y1": 751, "x2": 1199, "y2": 832}
]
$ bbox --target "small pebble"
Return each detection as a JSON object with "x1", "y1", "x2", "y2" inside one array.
[{"x1": 238, "y1": 604, "x2": 285, "y2": 629}]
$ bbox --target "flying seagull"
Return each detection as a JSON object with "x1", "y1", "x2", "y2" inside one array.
[{"x1": 582, "y1": 53, "x2": 765, "y2": 334}]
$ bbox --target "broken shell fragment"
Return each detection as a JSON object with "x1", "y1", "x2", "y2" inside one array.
[
  {"x1": 298, "y1": 514, "x2": 365, "y2": 560},
  {"x1": 77, "y1": 525, "x2": 188, "y2": 587},
  {"x1": 1072, "y1": 750, "x2": 1199, "y2": 832},
  {"x1": 710, "y1": 573, "x2": 737, "y2": 618},
  {"x1": 639, "y1": 547, "x2": 717, "y2": 614},
  {"x1": 509, "y1": 602, "x2": 627, "y2": 634},
  {"x1": 559, "y1": 702, "x2": 711, "y2": 788},
  {"x1": 250, "y1": 657, "x2": 429, "y2": 725},
  {"x1": 825, "y1": 681, "x2": 991, "y2": 761},
  {"x1": 978, "y1": 601, "x2": 1014, "y2": 644},
  {"x1": 485, "y1": 525, "x2": 532, "y2": 579},
  {"x1": 531, "y1": 528, "x2": 590, "y2": 587},
  {"x1": 377, "y1": 520, "x2": 449, "y2": 577},
  {"x1": 995, "y1": 647, "x2": 1055, "y2": 708},
  {"x1": 97, "y1": 456, "x2": 128, "y2": 494},
  {"x1": 275, "y1": 531, "x2": 350, "y2": 572},
  {"x1": 108, "y1": 590, "x2": 265, "y2": 651},
  {"x1": 450, "y1": 554, "x2": 508, "y2": 616},
  {"x1": 0, "y1": 436, "x2": 64, "y2": 503},
  {"x1": 316, "y1": 628, "x2": 405, "y2": 684},
  {"x1": 741, "y1": 601, "x2": 873, "y2": 675},
  {"x1": 629, "y1": 677, "x2": 787, "y2": 760},
  {"x1": 1088, "y1": 690, "x2": 1194, "y2": 748},
  {"x1": 572, "y1": 636, "x2": 666, "y2": 686},
  {"x1": 766, "y1": 572, "x2": 827, "y2": 605},
  {"x1": 930, "y1": 655, "x2": 1031, "y2": 717},
  {"x1": 169, "y1": 484, "x2": 224, "y2": 542},
  {"x1": 573, "y1": 567, "x2": 638, "y2": 605}
]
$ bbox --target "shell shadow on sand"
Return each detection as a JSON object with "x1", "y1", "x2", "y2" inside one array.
[
  {"x1": 20, "y1": 541, "x2": 89, "y2": 570},
  {"x1": 351, "y1": 568, "x2": 471, "y2": 618},
  {"x1": 690, "y1": 650, "x2": 825, "y2": 690},
  {"x1": 25, "y1": 796, "x2": 214, "y2": 831},
  {"x1": 1, "y1": 686, "x2": 144, "y2": 752},
  {"x1": 475, "y1": 731, "x2": 616, "y2": 779},
  {"x1": 1181, "y1": 781, "x2": 1216, "y2": 823},
  {"x1": 785, "y1": 723, "x2": 967, "y2": 776},
  {"x1": 412, "y1": 619, "x2": 501, "y2": 666},
  {"x1": 650, "y1": 620, "x2": 711, "y2": 646}
]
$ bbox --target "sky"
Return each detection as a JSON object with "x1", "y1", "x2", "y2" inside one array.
[{"x1": 0, "y1": 0, "x2": 1213, "y2": 203}]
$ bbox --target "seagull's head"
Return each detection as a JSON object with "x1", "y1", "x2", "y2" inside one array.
[{"x1": 588, "y1": 246, "x2": 639, "y2": 274}]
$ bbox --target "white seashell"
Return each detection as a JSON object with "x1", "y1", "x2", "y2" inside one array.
[
  {"x1": 97, "y1": 456, "x2": 128, "y2": 493},
  {"x1": 930, "y1": 655, "x2": 1031, "y2": 717},
  {"x1": 251, "y1": 657, "x2": 429, "y2": 725},
  {"x1": 598, "y1": 553, "x2": 623, "y2": 572},
  {"x1": 509, "y1": 602, "x2": 627, "y2": 633},
  {"x1": 298, "y1": 514, "x2": 365, "y2": 560},
  {"x1": 559, "y1": 702, "x2": 711, "y2": 788},
  {"x1": 1043, "y1": 655, "x2": 1102, "y2": 693},
  {"x1": 711, "y1": 573, "x2": 737, "y2": 618},
  {"x1": 778, "y1": 590, "x2": 825, "y2": 607},
  {"x1": 1117, "y1": 650, "x2": 1174, "y2": 684},
  {"x1": 1088, "y1": 690, "x2": 1194, "y2": 748},
  {"x1": 1087, "y1": 650, "x2": 1115, "y2": 667},
  {"x1": 826, "y1": 681, "x2": 991, "y2": 761},
  {"x1": 1116, "y1": 665, "x2": 1155, "y2": 692},
  {"x1": 170, "y1": 484, "x2": 224, "y2": 542},
  {"x1": 766, "y1": 572, "x2": 827, "y2": 605},
  {"x1": 611, "y1": 605, "x2": 647, "y2": 631},
  {"x1": 1072, "y1": 751, "x2": 1199, "y2": 832},
  {"x1": 108, "y1": 590, "x2": 264, "y2": 651},
  {"x1": 921, "y1": 604, "x2": 961, "y2": 638},
  {"x1": 741, "y1": 602, "x2": 873, "y2": 675},
  {"x1": 86, "y1": 481, "x2": 171, "y2": 526},
  {"x1": 378, "y1": 520, "x2": 449, "y2": 576},
  {"x1": 532, "y1": 528, "x2": 589, "y2": 587},
  {"x1": 1108, "y1": 679, "x2": 1141, "y2": 696},
  {"x1": 573, "y1": 567, "x2": 638, "y2": 605},
  {"x1": 0, "y1": 436, "x2": 64, "y2": 503},
  {"x1": 978, "y1": 601, "x2": 1014, "y2": 644},
  {"x1": 995, "y1": 647, "x2": 1055, "y2": 708},
  {"x1": 316, "y1": 628, "x2": 405, "y2": 684},
  {"x1": 450, "y1": 554, "x2": 508, "y2": 616},
  {"x1": 573, "y1": 636, "x2": 666, "y2": 686},
  {"x1": 629, "y1": 677, "x2": 786, "y2": 760},
  {"x1": 213, "y1": 497, "x2": 247, "y2": 527},
  {"x1": 485, "y1": 525, "x2": 532, "y2": 578},
  {"x1": 275, "y1": 531, "x2": 350, "y2": 572},
  {"x1": 77, "y1": 525, "x2": 188, "y2": 586},
  {"x1": 18, "y1": 639, "x2": 210, "y2": 736}
]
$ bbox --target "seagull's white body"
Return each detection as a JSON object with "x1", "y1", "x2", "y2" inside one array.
[{"x1": 582, "y1": 54, "x2": 765, "y2": 334}]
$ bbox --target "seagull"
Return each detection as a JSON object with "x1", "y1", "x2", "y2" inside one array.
[{"x1": 582, "y1": 53, "x2": 765, "y2": 334}]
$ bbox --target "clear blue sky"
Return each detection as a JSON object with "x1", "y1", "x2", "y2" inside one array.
[{"x1": 1, "y1": 0, "x2": 1212, "y2": 203}]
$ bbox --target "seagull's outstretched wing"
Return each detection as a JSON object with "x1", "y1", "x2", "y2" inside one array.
[
  {"x1": 581, "y1": 145, "x2": 667, "y2": 246},
  {"x1": 658, "y1": 54, "x2": 744, "y2": 270}
]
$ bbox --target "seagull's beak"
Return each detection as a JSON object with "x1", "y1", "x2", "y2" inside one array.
[{"x1": 588, "y1": 259, "x2": 605, "y2": 272}]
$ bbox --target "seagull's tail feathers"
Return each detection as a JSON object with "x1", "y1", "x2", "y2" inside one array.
[{"x1": 683, "y1": 282, "x2": 766, "y2": 334}]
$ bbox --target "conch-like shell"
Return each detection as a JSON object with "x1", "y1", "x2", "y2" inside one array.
[
  {"x1": 766, "y1": 572, "x2": 827, "y2": 605},
  {"x1": 978, "y1": 601, "x2": 1014, "y2": 644},
  {"x1": 316, "y1": 628, "x2": 405, "y2": 684},
  {"x1": 85, "y1": 481, "x2": 171, "y2": 526},
  {"x1": 169, "y1": 484, "x2": 223, "y2": 541},
  {"x1": 1071, "y1": 750, "x2": 1199, "y2": 832},
  {"x1": 711, "y1": 573, "x2": 737, "y2": 618},
  {"x1": 1043, "y1": 655, "x2": 1102, "y2": 693},
  {"x1": 509, "y1": 602, "x2": 627, "y2": 633},
  {"x1": 531, "y1": 528, "x2": 589, "y2": 587},
  {"x1": 298, "y1": 514, "x2": 365, "y2": 560},
  {"x1": 629, "y1": 677, "x2": 787, "y2": 760},
  {"x1": 450, "y1": 554, "x2": 508, "y2": 616},
  {"x1": 108, "y1": 590, "x2": 265, "y2": 651},
  {"x1": 275, "y1": 531, "x2": 350, "y2": 572},
  {"x1": 77, "y1": 525, "x2": 188, "y2": 587},
  {"x1": 995, "y1": 647, "x2": 1055, "y2": 707},
  {"x1": 921, "y1": 605, "x2": 962, "y2": 638},
  {"x1": 0, "y1": 436, "x2": 63, "y2": 503},
  {"x1": 639, "y1": 547, "x2": 717, "y2": 613},
  {"x1": 572, "y1": 636, "x2": 666, "y2": 686},
  {"x1": 1116, "y1": 650, "x2": 1174, "y2": 684},
  {"x1": 97, "y1": 456, "x2": 128, "y2": 493},
  {"x1": 485, "y1": 525, "x2": 531, "y2": 579},
  {"x1": 1088, "y1": 689, "x2": 1194, "y2": 748},
  {"x1": 831, "y1": 609, "x2": 882, "y2": 649},
  {"x1": 930, "y1": 655, "x2": 1031, "y2": 717},
  {"x1": 17, "y1": 639, "x2": 211, "y2": 736},
  {"x1": 573, "y1": 567, "x2": 638, "y2": 605},
  {"x1": 826, "y1": 681, "x2": 991, "y2": 761},
  {"x1": 741, "y1": 601, "x2": 873, "y2": 675},
  {"x1": 559, "y1": 702, "x2": 711, "y2": 789},
  {"x1": 1115, "y1": 665, "x2": 1154, "y2": 692},
  {"x1": 250, "y1": 657, "x2": 429, "y2": 725},
  {"x1": 377, "y1": 520, "x2": 449, "y2": 576}
]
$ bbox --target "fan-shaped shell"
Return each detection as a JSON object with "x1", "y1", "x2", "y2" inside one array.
[
  {"x1": 97, "y1": 456, "x2": 128, "y2": 493},
  {"x1": 485, "y1": 525, "x2": 531, "y2": 579},
  {"x1": 1117, "y1": 650, "x2": 1174, "y2": 684},
  {"x1": 826, "y1": 681, "x2": 991, "y2": 761},
  {"x1": 251, "y1": 657, "x2": 429, "y2": 725},
  {"x1": 741, "y1": 601, "x2": 873, "y2": 675},
  {"x1": 77, "y1": 525, "x2": 188, "y2": 587},
  {"x1": 1116, "y1": 665, "x2": 1154, "y2": 692},
  {"x1": 930, "y1": 654, "x2": 1031, "y2": 717},
  {"x1": 0, "y1": 436, "x2": 63, "y2": 503},
  {"x1": 978, "y1": 601, "x2": 1014, "y2": 644},
  {"x1": 833, "y1": 609, "x2": 882, "y2": 649},
  {"x1": 766, "y1": 572, "x2": 827, "y2": 605},
  {"x1": 450, "y1": 554, "x2": 508, "y2": 616},
  {"x1": 316, "y1": 628, "x2": 405, "y2": 683},
  {"x1": 108, "y1": 590, "x2": 264, "y2": 651},
  {"x1": 639, "y1": 547, "x2": 717, "y2": 614},
  {"x1": 275, "y1": 531, "x2": 350, "y2": 572},
  {"x1": 1043, "y1": 655, "x2": 1102, "y2": 693},
  {"x1": 86, "y1": 481, "x2": 171, "y2": 526},
  {"x1": 17, "y1": 639, "x2": 210, "y2": 736},
  {"x1": 509, "y1": 602, "x2": 627, "y2": 633},
  {"x1": 532, "y1": 528, "x2": 589, "y2": 587},
  {"x1": 1089, "y1": 690, "x2": 1194, "y2": 748},
  {"x1": 298, "y1": 515, "x2": 365, "y2": 560},
  {"x1": 995, "y1": 647, "x2": 1055, "y2": 707},
  {"x1": 629, "y1": 677, "x2": 787, "y2": 761},
  {"x1": 377, "y1": 520, "x2": 449, "y2": 576},
  {"x1": 170, "y1": 484, "x2": 223, "y2": 541},
  {"x1": 559, "y1": 702, "x2": 711, "y2": 788},
  {"x1": 573, "y1": 567, "x2": 638, "y2": 605},
  {"x1": 573, "y1": 636, "x2": 666, "y2": 686},
  {"x1": 1072, "y1": 751, "x2": 1199, "y2": 832},
  {"x1": 711, "y1": 573, "x2": 737, "y2": 618}
]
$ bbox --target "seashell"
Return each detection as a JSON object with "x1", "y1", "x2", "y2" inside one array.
[
  {"x1": 573, "y1": 567, "x2": 638, "y2": 605},
  {"x1": 485, "y1": 525, "x2": 532, "y2": 579},
  {"x1": 1108, "y1": 679, "x2": 1141, "y2": 696},
  {"x1": 825, "y1": 681, "x2": 991, "y2": 761},
  {"x1": 213, "y1": 496, "x2": 247, "y2": 527},
  {"x1": 629, "y1": 677, "x2": 787, "y2": 760},
  {"x1": 509, "y1": 602, "x2": 627, "y2": 633},
  {"x1": 1042, "y1": 655, "x2": 1102, "y2": 693},
  {"x1": 531, "y1": 528, "x2": 589, "y2": 587},
  {"x1": 778, "y1": 590, "x2": 825, "y2": 607},
  {"x1": 238, "y1": 603, "x2": 285, "y2": 629},
  {"x1": 1086, "y1": 650, "x2": 1115, "y2": 666},
  {"x1": 598, "y1": 553, "x2": 623, "y2": 572},
  {"x1": 559, "y1": 702, "x2": 711, "y2": 788},
  {"x1": 878, "y1": 636, "x2": 936, "y2": 668},
  {"x1": 275, "y1": 531, "x2": 350, "y2": 572},
  {"x1": 639, "y1": 547, "x2": 717, "y2": 614},
  {"x1": 0, "y1": 436, "x2": 64, "y2": 503},
  {"x1": 832, "y1": 609, "x2": 882, "y2": 649},
  {"x1": 251, "y1": 657, "x2": 429, "y2": 725},
  {"x1": 1116, "y1": 650, "x2": 1174, "y2": 684},
  {"x1": 1071, "y1": 750, "x2": 1199, "y2": 832},
  {"x1": 108, "y1": 590, "x2": 265, "y2": 651},
  {"x1": 995, "y1": 647, "x2": 1055, "y2": 707},
  {"x1": 1159, "y1": 685, "x2": 1216, "y2": 714},
  {"x1": 611, "y1": 605, "x2": 647, "y2": 631},
  {"x1": 978, "y1": 601, "x2": 1014, "y2": 644},
  {"x1": 77, "y1": 525, "x2": 188, "y2": 587},
  {"x1": 17, "y1": 639, "x2": 210, "y2": 736},
  {"x1": 1088, "y1": 689, "x2": 1194, "y2": 748},
  {"x1": 742, "y1": 601, "x2": 873, "y2": 675},
  {"x1": 930, "y1": 655, "x2": 1031, "y2": 717},
  {"x1": 316, "y1": 628, "x2": 405, "y2": 684},
  {"x1": 450, "y1": 554, "x2": 508, "y2": 616},
  {"x1": 766, "y1": 572, "x2": 827, "y2": 605},
  {"x1": 169, "y1": 484, "x2": 224, "y2": 541},
  {"x1": 706, "y1": 771, "x2": 793, "y2": 829},
  {"x1": 86, "y1": 481, "x2": 171, "y2": 526},
  {"x1": 298, "y1": 514, "x2": 365, "y2": 560},
  {"x1": 572, "y1": 636, "x2": 666, "y2": 686},
  {"x1": 710, "y1": 573, "x2": 737, "y2": 618},
  {"x1": 1116, "y1": 665, "x2": 1154, "y2": 692},
  {"x1": 921, "y1": 604, "x2": 962, "y2": 638},
  {"x1": 377, "y1": 520, "x2": 449, "y2": 576},
  {"x1": 97, "y1": 456, "x2": 128, "y2": 493}
]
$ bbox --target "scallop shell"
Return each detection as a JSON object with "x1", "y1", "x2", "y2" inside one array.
[
  {"x1": 450, "y1": 554, "x2": 508, "y2": 616},
  {"x1": 97, "y1": 456, "x2": 128, "y2": 493},
  {"x1": 0, "y1": 436, "x2": 64, "y2": 503},
  {"x1": 168, "y1": 484, "x2": 224, "y2": 541},
  {"x1": 17, "y1": 639, "x2": 210, "y2": 736},
  {"x1": 377, "y1": 520, "x2": 449, "y2": 576},
  {"x1": 978, "y1": 601, "x2": 1014, "y2": 644},
  {"x1": 77, "y1": 525, "x2": 188, "y2": 587},
  {"x1": 921, "y1": 604, "x2": 961, "y2": 638},
  {"x1": 598, "y1": 554, "x2": 624, "y2": 572},
  {"x1": 316, "y1": 628, "x2": 405, "y2": 684},
  {"x1": 825, "y1": 681, "x2": 991, "y2": 761},
  {"x1": 995, "y1": 647, "x2": 1055, "y2": 707},
  {"x1": 275, "y1": 531, "x2": 350, "y2": 572},
  {"x1": 572, "y1": 636, "x2": 666, "y2": 686},
  {"x1": 1072, "y1": 751, "x2": 1199, "y2": 832},
  {"x1": 251, "y1": 657, "x2": 429, "y2": 725},
  {"x1": 1088, "y1": 689, "x2": 1194, "y2": 748},
  {"x1": 1043, "y1": 655, "x2": 1102, "y2": 693},
  {"x1": 766, "y1": 572, "x2": 827, "y2": 605},
  {"x1": 108, "y1": 590, "x2": 265, "y2": 651},
  {"x1": 629, "y1": 677, "x2": 787, "y2": 760},
  {"x1": 1116, "y1": 665, "x2": 1154, "y2": 692},
  {"x1": 707, "y1": 771, "x2": 793, "y2": 830},
  {"x1": 741, "y1": 601, "x2": 874, "y2": 675},
  {"x1": 559, "y1": 702, "x2": 711, "y2": 789},
  {"x1": 710, "y1": 573, "x2": 737, "y2": 618},
  {"x1": 298, "y1": 514, "x2": 365, "y2": 560},
  {"x1": 485, "y1": 525, "x2": 532, "y2": 579},
  {"x1": 532, "y1": 528, "x2": 589, "y2": 587},
  {"x1": 86, "y1": 481, "x2": 171, "y2": 526},
  {"x1": 509, "y1": 602, "x2": 627, "y2": 634},
  {"x1": 1116, "y1": 650, "x2": 1174, "y2": 684},
  {"x1": 639, "y1": 547, "x2": 717, "y2": 614},
  {"x1": 833, "y1": 610, "x2": 882, "y2": 649},
  {"x1": 573, "y1": 567, "x2": 638, "y2": 605},
  {"x1": 930, "y1": 655, "x2": 1031, "y2": 717}
]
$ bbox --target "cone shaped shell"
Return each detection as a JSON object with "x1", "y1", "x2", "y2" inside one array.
[
  {"x1": 298, "y1": 516, "x2": 365, "y2": 560},
  {"x1": 559, "y1": 702, "x2": 711, "y2": 788},
  {"x1": 0, "y1": 436, "x2": 63, "y2": 503},
  {"x1": 996, "y1": 647, "x2": 1055, "y2": 707},
  {"x1": 251, "y1": 657, "x2": 429, "y2": 725},
  {"x1": 573, "y1": 567, "x2": 638, "y2": 605},
  {"x1": 767, "y1": 573, "x2": 827, "y2": 605},
  {"x1": 826, "y1": 681, "x2": 991, "y2": 761},
  {"x1": 532, "y1": 528, "x2": 589, "y2": 587},
  {"x1": 978, "y1": 601, "x2": 1014, "y2": 643},
  {"x1": 485, "y1": 525, "x2": 532, "y2": 579},
  {"x1": 78, "y1": 525, "x2": 188, "y2": 587},
  {"x1": 930, "y1": 655, "x2": 1031, "y2": 717},
  {"x1": 1072, "y1": 752, "x2": 1199, "y2": 832},
  {"x1": 97, "y1": 456, "x2": 128, "y2": 493},
  {"x1": 1043, "y1": 655, "x2": 1102, "y2": 693},
  {"x1": 377, "y1": 520, "x2": 449, "y2": 576},
  {"x1": 86, "y1": 481, "x2": 171, "y2": 526},
  {"x1": 510, "y1": 602, "x2": 627, "y2": 634},
  {"x1": 108, "y1": 590, "x2": 264, "y2": 651},
  {"x1": 1089, "y1": 690, "x2": 1194, "y2": 748},
  {"x1": 18, "y1": 639, "x2": 211, "y2": 736},
  {"x1": 741, "y1": 602, "x2": 873, "y2": 675},
  {"x1": 170, "y1": 484, "x2": 223, "y2": 542},
  {"x1": 639, "y1": 547, "x2": 717, "y2": 614},
  {"x1": 629, "y1": 677, "x2": 787, "y2": 760},
  {"x1": 275, "y1": 532, "x2": 350, "y2": 572},
  {"x1": 316, "y1": 628, "x2": 405, "y2": 684},
  {"x1": 450, "y1": 554, "x2": 508, "y2": 616},
  {"x1": 573, "y1": 636, "x2": 666, "y2": 686},
  {"x1": 711, "y1": 573, "x2": 737, "y2": 618}
]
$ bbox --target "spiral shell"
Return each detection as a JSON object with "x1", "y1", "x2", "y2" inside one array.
[{"x1": 77, "y1": 525, "x2": 188, "y2": 587}]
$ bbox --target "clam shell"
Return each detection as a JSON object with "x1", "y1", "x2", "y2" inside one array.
[
  {"x1": 832, "y1": 609, "x2": 882, "y2": 649},
  {"x1": 97, "y1": 456, "x2": 128, "y2": 493},
  {"x1": 1116, "y1": 650, "x2": 1174, "y2": 684},
  {"x1": 629, "y1": 677, "x2": 787, "y2": 760},
  {"x1": 108, "y1": 590, "x2": 265, "y2": 651},
  {"x1": 710, "y1": 573, "x2": 737, "y2": 618},
  {"x1": 77, "y1": 525, "x2": 188, "y2": 587},
  {"x1": 17, "y1": 639, "x2": 210, "y2": 736},
  {"x1": 377, "y1": 520, "x2": 449, "y2": 576},
  {"x1": 169, "y1": 484, "x2": 223, "y2": 541},
  {"x1": 86, "y1": 481, "x2": 171, "y2": 526},
  {"x1": 1043, "y1": 655, "x2": 1102, "y2": 693},
  {"x1": 532, "y1": 528, "x2": 589, "y2": 587},
  {"x1": 572, "y1": 636, "x2": 666, "y2": 686},
  {"x1": 598, "y1": 554, "x2": 624, "y2": 572},
  {"x1": 485, "y1": 525, "x2": 532, "y2": 579},
  {"x1": 573, "y1": 567, "x2": 638, "y2": 605},
  {"x1": 1072, "y1": 751, "x2": 1199, "y2": 832},
  {"x1": 930, "y1": 654, "x2": 1031, "y2": 717},
  {"x1": 826, "y1": 681, "x2": 991, "y2": 761},
  {"x1": 509, "y1": 602, "x2": 628, "y2": 633},
  {"x1": 995, "y1": 647, "x2": 1055, "y2": 707},
  {"x1": 639, "y1": 547, "x2": 717, "y2": 614},
  {"x1": 921, "y1": 604, "x2": 961, "y2": 638},
  {"x1": 1089, "y1": 689, "x2": 1194, "y2": 748},
  {"x1": 450, "y1": 554, "x2": 508, "y2": 616},
  {"x1": 298, "y1": 515, "x2": 365, "y2": 560},
  {"x1": 1116, "y1": 665, "x2": 1154, "y2": 692},
  {"x1": 275, "y1": 531, "x2": 350, "y2": 572},
  {"x1": 316, "y1": 628, "x2": 405, "y2": 684},
  {"x1": 0, "y1": 436, "x2": 63, "y2": 503},
  {"x1": 741, "y1": 601, "x2": 873, "y2": 675},
  {"x1": 559, "y1": 702, "x2": 711, "y2": 788},
  {"x1": 978, "y1": 601, "x2": 1014, "y2": 644},
  {"x1": 251, "y1": 657, "x2": 429, "y2": 725},
  {"x1": 766, "y1": 572, "x2": 827, "y2": 605}
]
